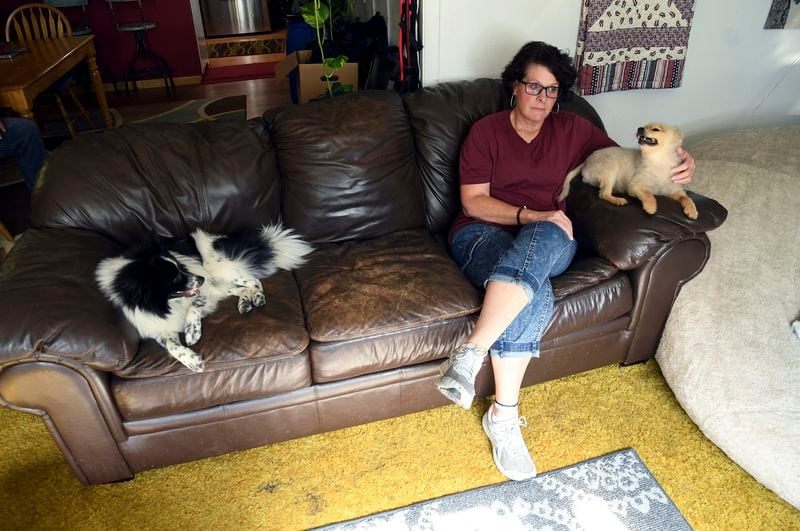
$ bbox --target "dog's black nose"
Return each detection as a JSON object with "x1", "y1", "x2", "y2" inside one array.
[{"x1": 637, "y1": 127, "x2": 645, "y2": 136}]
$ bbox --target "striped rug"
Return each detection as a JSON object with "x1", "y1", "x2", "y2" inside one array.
[{"x1": 109, "y1": 95, "x2": 247, "y2": 125}]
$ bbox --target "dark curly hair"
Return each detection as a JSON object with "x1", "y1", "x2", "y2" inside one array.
[{"x1": 501, "y1": 41, "x2": 577, "y2": 102}]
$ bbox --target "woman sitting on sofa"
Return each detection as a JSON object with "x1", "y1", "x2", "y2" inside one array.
[{"x1": 433, "y1": 41, "x2": 696, "y2": 481}]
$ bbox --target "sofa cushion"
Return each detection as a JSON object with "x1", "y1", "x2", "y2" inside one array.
[
  {"x1": 551, "y1": 256, "x2": 619, "y2": 300},
  {"x1": 301, "y1": 243, "x2": 629, "y2": 383},
  {"x1": 546, "y1": 269, "x2": 632, "y2": 341},
  {"x1": 264, "y1": 91, "x2": 426, "y2": 244},
  {"x1": 110, "y1": 272, "x2": 310, "y2": 420},
  {"x1": 402, "y1": 79, "x2": 506, "y2": 236},
  {"x1": 294, "y1": 229, "x2": 482, "y2": 382},
  {"x1": 0, "y1": 228, "x2": 139, "y2": 371},
  {"x1": 33, "y1": 122, "x2": 281, "y2": 245}
]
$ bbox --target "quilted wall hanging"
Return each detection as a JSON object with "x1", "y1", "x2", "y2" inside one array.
[{"x1": 574, "y1": 0, "x2": 696, "y2": 96}]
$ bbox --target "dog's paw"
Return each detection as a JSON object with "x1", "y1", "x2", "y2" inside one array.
[
  {"x1": 684, "y1": 205, "x2": 699, "y2": 219},
  {"x1": 238, "y1": 296, "x2": 254, "y2": 314},
  {"x1": 185, "y1": 327, "x2": 201, "y2": 346},
  {"x1": 642, "y1": 200, "x2": 657, "y2": 215},
  {"x1": 600, "y1": 193, "x2": 627, "y2": 206},
  {"x1": 252, "y1": 290, "x2": 266, "y2": 308},
  {"x1": 173, "y1": 347, "x2": 205, "y2": 373},
  {"x1": 184, "y1": 318, "x2": 202, "y2": 346}
]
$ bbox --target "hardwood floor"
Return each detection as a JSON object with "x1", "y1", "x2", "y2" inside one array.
[{"x1": 105, "y1": 76, "x2": 292, "y2": 120}]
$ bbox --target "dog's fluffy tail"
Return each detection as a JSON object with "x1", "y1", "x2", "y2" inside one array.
[
  {"x1": 557, "y1": 164, "x2": 584, "y2": 203},
  {"x1": 261, "y1": 223, "x2": 313, "y2": 271}
]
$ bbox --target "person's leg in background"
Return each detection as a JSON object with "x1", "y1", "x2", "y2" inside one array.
[{"x1": 0, "y1": 118, "x2": 47, "y2": 191}]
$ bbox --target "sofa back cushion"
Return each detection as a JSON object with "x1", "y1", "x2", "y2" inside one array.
[
  {"x1": 32, "y1": 122, "x2": 280, "y2": 244},
  {"x1": 403, "y1": 78, "x2": 606, "y2": 236},
  {"x1": 402, "y1": 78, "x2": 506, "y2": 236},
  {"x1": 264, "y1": 90, "x2": 425, "y2": 244}
]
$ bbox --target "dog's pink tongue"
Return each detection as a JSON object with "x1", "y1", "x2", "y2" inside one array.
[{"x1": 184, "y1": 288, "x2": 199, "y2": 298}]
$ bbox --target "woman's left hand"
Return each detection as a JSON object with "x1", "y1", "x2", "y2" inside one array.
[{"x1": 671, "y1": 147, "x2": 696, "y2": 185}]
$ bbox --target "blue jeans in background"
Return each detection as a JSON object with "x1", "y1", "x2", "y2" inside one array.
[
  {"x1": 0, "y1": 117, "x2": 47, "y2": 190},
  {"x1": 450, "y1": 221, "x2": 577, "y2": 359}
]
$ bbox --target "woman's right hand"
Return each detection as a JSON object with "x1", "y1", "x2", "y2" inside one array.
[
  {"x1": 525, "y1": 209, "x2": 574, "y2": 240},
  {"x1": 460, "y1": 184, "x2": 574, "y2": 239}
]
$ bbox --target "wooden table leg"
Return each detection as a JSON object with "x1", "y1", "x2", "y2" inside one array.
[
  {"x1": 0, "y1": 221, "x2": 13, "y2": 242},
  {"x1": 8, "y1": 93, "x2": 35, "y2": 120},
  {"x1": 86, "y1": 45, "x2": 113, "y2": 129}
]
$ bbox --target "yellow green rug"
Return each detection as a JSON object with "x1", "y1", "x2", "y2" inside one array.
[{"x1": 1, "y1": 361, "x2": 798, "y2": 529}]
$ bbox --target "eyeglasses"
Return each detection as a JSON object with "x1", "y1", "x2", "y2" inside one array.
[{"x1": 519, "y1": 81, "x2": 559, "y2": 99}]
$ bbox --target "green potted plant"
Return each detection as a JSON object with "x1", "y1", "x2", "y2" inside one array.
[{"x1": 299, "y1": 0, "x2": 354, "y2": 99}]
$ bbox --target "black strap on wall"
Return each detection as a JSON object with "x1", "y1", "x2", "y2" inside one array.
[{"x1": 397, "y1": 0, "x2": 422, "y2": 93}]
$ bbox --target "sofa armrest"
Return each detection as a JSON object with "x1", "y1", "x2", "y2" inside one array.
[
  {"x1": 0, "y1": 228, "x2": 138, "y2": 371},
  {"x1": 566, "y1": 180, "x2": 728, "y2": 270}
]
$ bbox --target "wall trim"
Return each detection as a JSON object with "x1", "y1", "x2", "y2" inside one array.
[{"x1": 103, "y1": 76, "x2": 202, "y2": 92}]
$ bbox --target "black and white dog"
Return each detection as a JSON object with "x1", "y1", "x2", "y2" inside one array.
[{"x1": 95, "y1": 224, "x2": 312, "y2": 372}]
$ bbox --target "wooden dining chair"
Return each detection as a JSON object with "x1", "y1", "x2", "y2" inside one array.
[
  {"x1": 45, "y1": 0, "x2": 92, "y2": 36},
  {"x1": 5, "y1": 3, "x2": 95, "y2": 138}
]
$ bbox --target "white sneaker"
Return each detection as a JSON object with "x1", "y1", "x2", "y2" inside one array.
[
  {"x1": 433, "y1": 343, "x2": 487, "y2": 409},
  {"x1": 482, "y1": 411, "x2": 537, "y2": 480}
]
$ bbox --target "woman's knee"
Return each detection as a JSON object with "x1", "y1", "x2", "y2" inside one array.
[
  {"x1": 451, "y1": 224, "x2": 512, "y2": 288},
  {"x1": 513, "y1": 222, "x2": 573, "y2": 263},
  {"x1": 518, "y1": 220, "x2": 570, "y2": 245}
]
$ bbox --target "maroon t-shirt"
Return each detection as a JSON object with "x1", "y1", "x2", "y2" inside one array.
[{"x1": 449, "y1": 110, "x2": 617, "y2": 241}]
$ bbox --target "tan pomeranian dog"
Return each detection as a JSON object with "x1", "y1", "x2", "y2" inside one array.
[{"x1": 558, "y1": 123, "x2": 698, "y2": 219}]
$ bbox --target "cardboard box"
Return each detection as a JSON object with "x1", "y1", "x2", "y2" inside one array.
[{"x1": 275, "y1": 50, "x2": 359, "y2": 103}]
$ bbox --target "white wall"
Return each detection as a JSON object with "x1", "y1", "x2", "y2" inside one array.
[{"x1": 421, "y1": 0, "x2": 800, "y2": 146}]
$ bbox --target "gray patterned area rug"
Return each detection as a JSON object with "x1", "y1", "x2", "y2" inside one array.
[{"x1": 317, "y1": 448, "x2": 691, "y2": 530}]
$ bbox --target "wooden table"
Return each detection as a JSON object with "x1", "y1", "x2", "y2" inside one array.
[{"x1": 0, "y1": 35, "x2": 113, "y2": 129}]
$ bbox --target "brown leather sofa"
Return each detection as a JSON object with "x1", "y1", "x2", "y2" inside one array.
[{"x1": 0, "y1": 79, "x2": 726, "y2": 485}]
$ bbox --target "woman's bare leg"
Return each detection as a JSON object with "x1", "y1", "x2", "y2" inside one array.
[{"x1": 468, "y1": 280, "x2": 529, "y2": 350}]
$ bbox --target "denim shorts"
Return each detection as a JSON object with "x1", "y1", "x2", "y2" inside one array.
[{"x1": 450, "y1": 221, "x2": 576, "y2": 358}]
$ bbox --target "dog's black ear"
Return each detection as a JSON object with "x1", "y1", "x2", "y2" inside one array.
[{"x1": 170, "y1": 235, "x2": 200, "y2": 257}]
